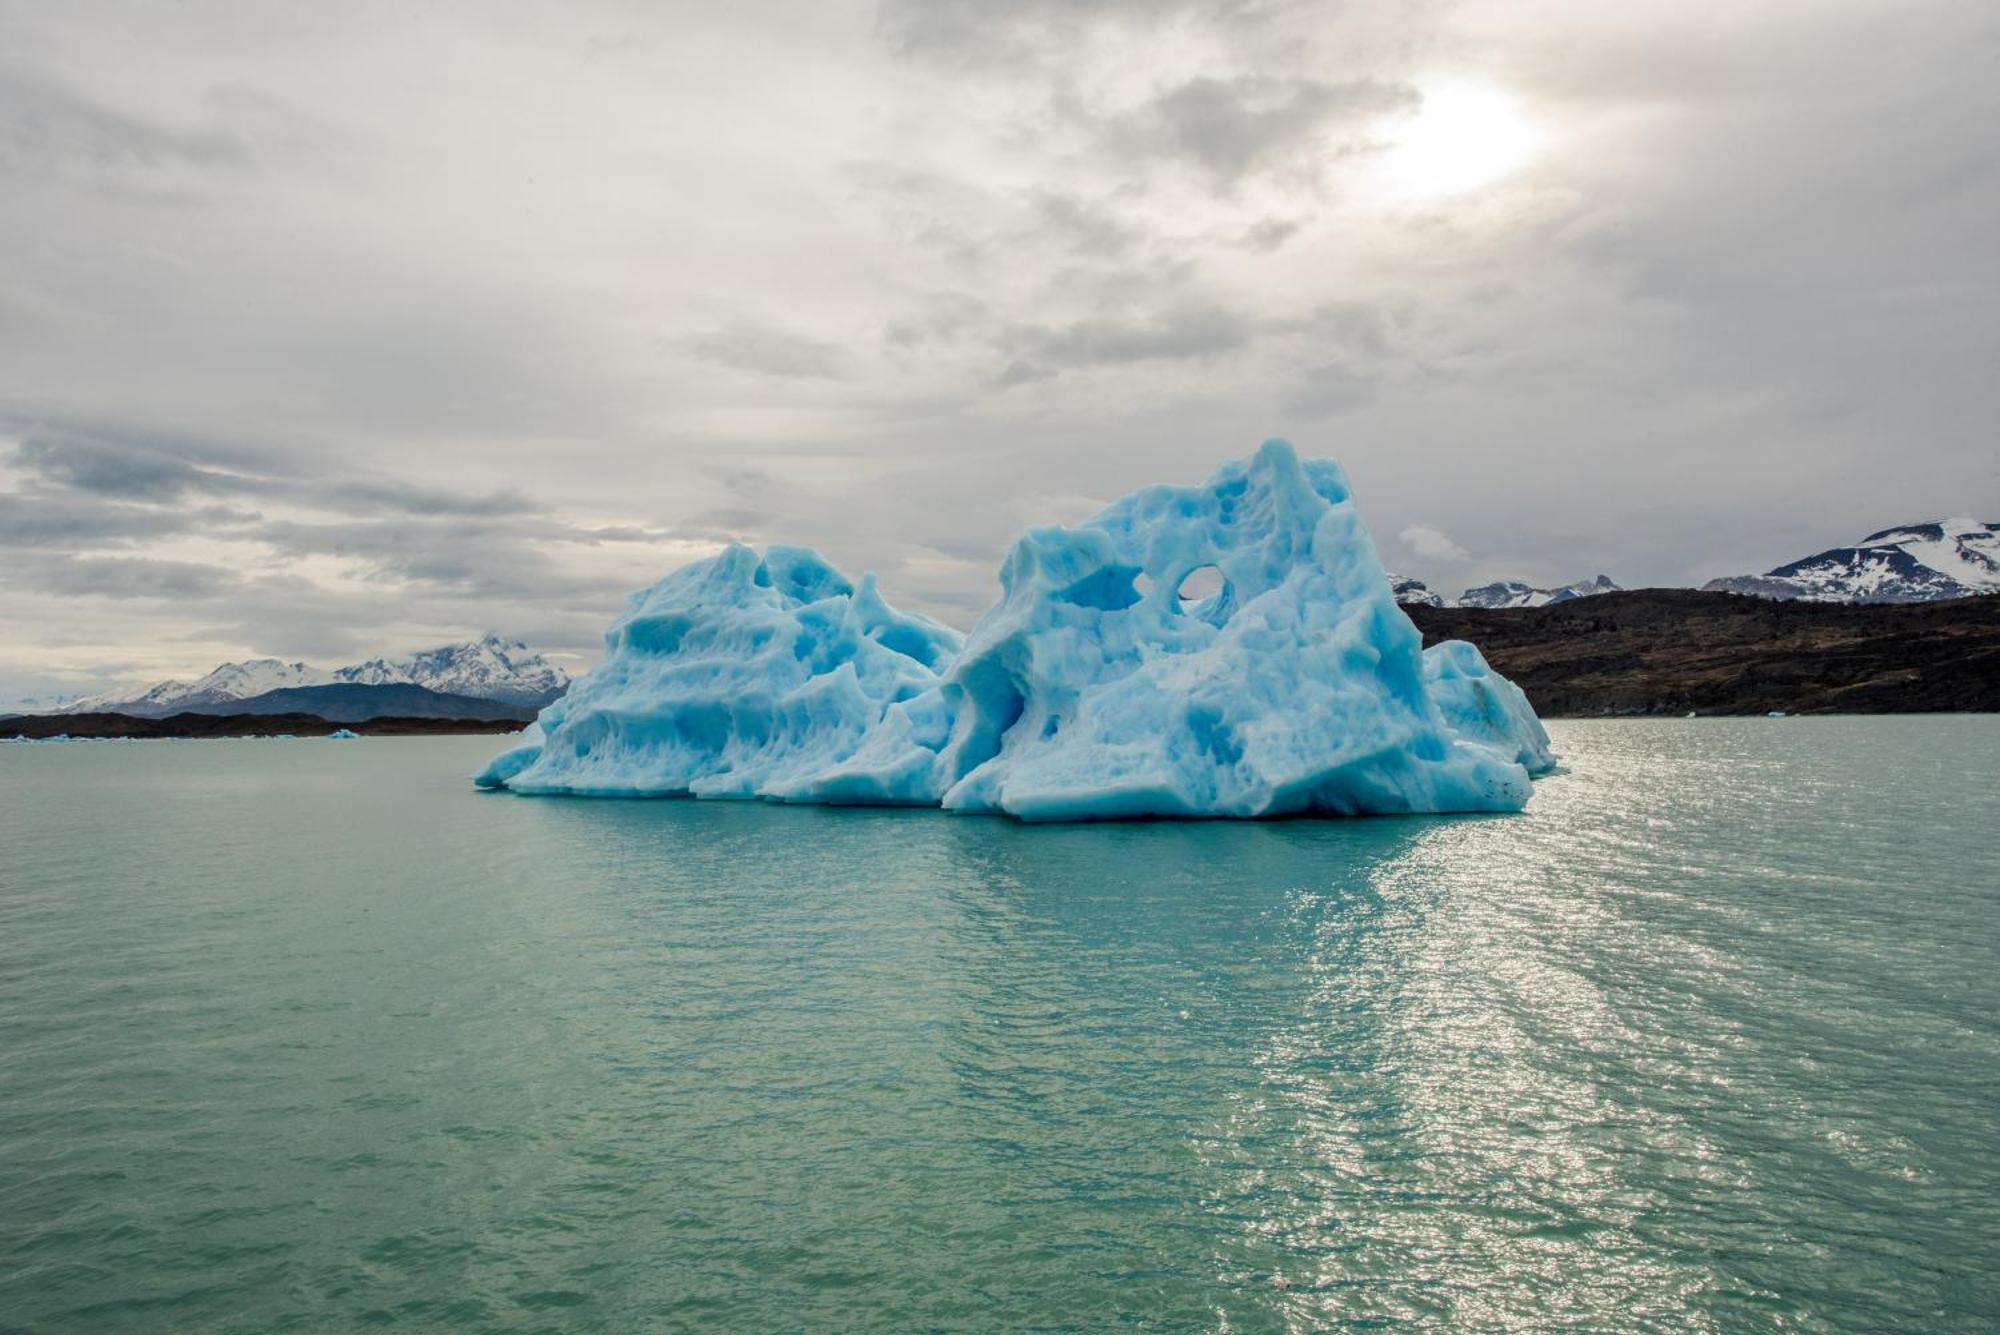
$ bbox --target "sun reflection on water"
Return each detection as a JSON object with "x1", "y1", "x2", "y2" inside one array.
[{"x1": 1206, "y1": 742, "x2": 1807, "y2": 1330}]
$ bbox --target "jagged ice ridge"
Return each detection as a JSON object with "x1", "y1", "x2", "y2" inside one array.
[{"x1": 477, "y1": 441, "x2": 1555, "y2": 821}]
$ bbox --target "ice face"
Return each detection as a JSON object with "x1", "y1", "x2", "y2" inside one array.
[
  {"x1": 473, "y1": 545, "x2": 962, "y2": 797},
  {"x1": 1418, "y1": 638, "x2": 1556, "y2": 776},
  {"x1": 477, "y1": 441, "x2": 1555, "y2": 819}
]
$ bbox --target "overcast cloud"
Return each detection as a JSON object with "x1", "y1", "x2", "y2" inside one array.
[{"x1": 2, "y1": 0, "x2": 1995, "y2": 701}]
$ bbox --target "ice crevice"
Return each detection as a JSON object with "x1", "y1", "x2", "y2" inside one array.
[{"x1": 476, "y1": 440, "x2": 1555, "y2": 820}]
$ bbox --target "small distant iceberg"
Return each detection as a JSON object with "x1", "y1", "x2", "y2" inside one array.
[
  {"x1": 477, "y1": 440, "x2": 1555, "y2": 821},
  {"x1": 326, "y1": 728, "x2": 360, "y2": 740}
]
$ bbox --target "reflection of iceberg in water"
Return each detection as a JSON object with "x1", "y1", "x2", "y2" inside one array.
[
  {"x1": 479, "y1": 441, "x2": 1553, "y2": 820},
  {"x1": 504, "y1": 791, "x2": 1447, "y2": 1328}
]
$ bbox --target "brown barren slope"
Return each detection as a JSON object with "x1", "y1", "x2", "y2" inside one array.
[{"x1": 1407, "y1": 590, "x2": 2000, "y2": 716}]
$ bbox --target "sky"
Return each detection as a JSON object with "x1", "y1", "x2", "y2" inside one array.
[{"x1": 3, "y1": 0, "x2": 1996, "y2": 702}]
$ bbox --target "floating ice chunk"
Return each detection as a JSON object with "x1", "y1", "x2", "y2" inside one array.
[
  {"x1": 325, "y1": 728, "x2": 360, "y2": 740},
  {"x1": 478, "y1": 441, "x2": 1555, "y2": 820},
  {"x1": 473, "y1": 545, "x2": 962, "y2": 796}
]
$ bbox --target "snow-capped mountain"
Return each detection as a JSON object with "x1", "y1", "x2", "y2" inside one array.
[
  {"x1": 62, "y1": 636, "x2": 569, "y2": 715},
  {"x1": 333, "y1": 634, "x2": 569, "y2": 707},
  {"x1": 1457, "y1": 574, "x2": 1622, "y2": 610},
  {"x1": 1388, "y1": 572, "x2": 1620, "y2": 609},
  {"x1": 1702, "y1": 518, "x2": 2000, "y2": 603},
  {"x1": 1387, "y1": 573, "x2": 1446, "y2": 607},
  {"x1": 66, "y1": 659, "x2": 333, "y2": 714}
]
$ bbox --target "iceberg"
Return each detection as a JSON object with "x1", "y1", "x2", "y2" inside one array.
[
  {"x1": 474, "y1": 545, "x2": 962, "y2": 797},
  {"x1": 477, "y1": 441, "x2": 1555, "y2": 820}
]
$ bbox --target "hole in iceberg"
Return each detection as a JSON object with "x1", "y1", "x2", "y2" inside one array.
[
  {"x1": 1175, "y1": 565, "x2": 1233, "y2": 627},
  {"x1": 1177, "y1": 566, "x2": 1224, "y2": 603}
]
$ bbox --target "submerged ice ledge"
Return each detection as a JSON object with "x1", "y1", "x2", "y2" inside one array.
[{"x1": 476, "y1": 440, "x2": 1555, "y2": 821}]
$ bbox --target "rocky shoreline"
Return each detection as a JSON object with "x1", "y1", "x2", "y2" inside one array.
[{"x1": 1407, "y1": 589, "x2": 2000, "y2": 716}]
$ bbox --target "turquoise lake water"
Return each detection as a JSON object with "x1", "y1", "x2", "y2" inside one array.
[{"x1": 2, "y1": 718, "x2": 1997, "y2": 1331}]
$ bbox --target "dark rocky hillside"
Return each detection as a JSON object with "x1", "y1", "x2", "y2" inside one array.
[
  {"x1": 1407, "y1": 590, "x2": 2000, "y2": 716},
  {"x1": 181, "y1": 682, "x2": 537, "y2": 722},
  {"x1": 3, "y1": 712, "x2": 526, "y2": 739}
]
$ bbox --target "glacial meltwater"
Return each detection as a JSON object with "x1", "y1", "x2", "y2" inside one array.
[{"x1": 2, "y1": 718, "x2": 1996, "y2": 1331}]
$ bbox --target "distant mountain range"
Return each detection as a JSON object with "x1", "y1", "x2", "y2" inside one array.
[
  {"x1": 1388, "y1": 573, "x2": 1623, "y2": 610},
  {"x1": 1702, "y1": 518, "x2": 2000, "y2": 604},
  {"x1": 62, "y1": 634, "x2": 569, "y2": 717},
  {"x1": 1458, "y1": 574, "x2": 1623, "y2": 610},
  {"x1": 1388, "y1": 517, "x2": 1999, "y2": 610},
  {"x1": 176, "y1": 682, "x2": 537, "y2": 723}
]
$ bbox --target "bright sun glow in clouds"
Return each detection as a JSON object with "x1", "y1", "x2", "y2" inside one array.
[{"x1": 1380, "y1": 82, "x2": 1540, "y2": 198}]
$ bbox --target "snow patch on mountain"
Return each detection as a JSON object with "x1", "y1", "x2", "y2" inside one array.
[
  {"x1": 67, "y1": 659, "x2": 332, "y2": 714},
  {"x1": 1387, "y1": 573, "x2": 1446, "y2": 607},
  {"x1": 61, "y1": 637, "x2": 569, "y2": 715},
  {"x1": 334, "y1": 634, "x2": 570, "y2": 706},
  {"x1": 1457, "y1": 574, "x2": 1621, "y2": 610},
  {"x1": 1703, "y1": 518, "x2": 2000, "y2": 603}
]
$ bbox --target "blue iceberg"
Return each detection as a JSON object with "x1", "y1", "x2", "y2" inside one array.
[
  {"x1": 477, "y1": 441, "x2": 1554, "y2": 819},
  {"x1": 476, "y1": 544, "x2": 961, "y2": 798}
]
